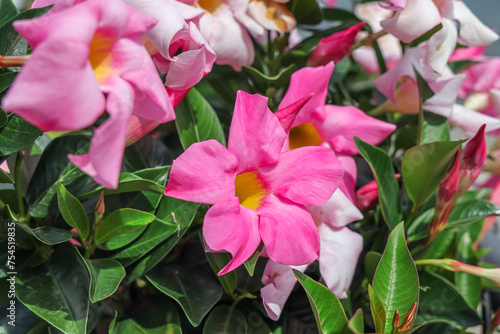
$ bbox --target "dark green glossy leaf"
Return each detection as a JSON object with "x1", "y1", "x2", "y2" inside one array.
[
  {"x1": 402, "y1": 140, "x2": 464, "y2": 208},
  {"x1": 355, "y1": 137, "x2": 402, "y2": 229},
  {"x1": 81, "y1": 257, "x2": 125, "y2": 303},
  {"x1": 286, "y1": 0, "x2": 323, "y2": 25},
  {"x1": 206, "y1": 251, "x2": 238, "y2": 295},
  {"x1": 15, "y1": 222, "x2": 72, "y2": 245},
  {"x1": 0, "y1": 166, "x2": 12, "y2": 183},
  {"x1": 455, "y1": 232, "x2": 480, "y2": 309},
  {"x1": 373, "y1": 222, "x2": 419, "y2": 333},
  {"x1": 98, "y1": 225, "x2": 146, "y2": 251},
  {"x1": 242, "y1": 64, "x2": 297, "y2": 93},
  {"x1": 368, "y1": 285, "x2": 386, "y2": 334},
  {"x1": 56, "y1": 182, "x2": 89, "y2": 240},
  {"x1": 421, "y1": 112, "x2": 449, "y2": 144},
  {"x1": 113, "y1": 197, "x2": 199, "y2": 267},
  {"x1": 417, "y1": 270, "x2": 482, "y2": 328},
  {"x1": 175, "y1": 87, "x2": 226, "y2": 149},
  {"x1": 0, "y1": 114, "x2": 41, "y2": 156},
  {"x1": 0, "y1": 5, "x2": 53, "y2": 55},
  {"x1": 408, "y1": 199, "x2": 500, "y2": 241},
  {"x1": 322, "y1": 8, "x2": 360, "y2": 22},
  {"x1": 294, "y1": 270, "x2": 350, "y2": 334},
  {"x1": 0, "y1": 0, "x2": 18, "y2": 28},
  {"x1": 94, "y1": 209, "x2": 155, "y2": 245},
  {"x1": 111, "y1": 300, "x2": 181, "y2": 334},
  {"x1": 0, "y1": 71, "x2": 16, "y2": 94},
  {"x1": 364, "y1": 251, "x2": 382, "y2": 282},
  {"x1": 146, "y1": 265, "x2": 223, "y2": 327},
  {"x1": 16, "y1": 246, "x2": 90, "y2": 334},
  {"x1": 348, "y1": 309, "x2": 364, "y2": 334},
  {"x1": 27, "y1": 135, "x2": 95, "y2": 218},
  {"x1": 203, "y1": 305, "x2": 248, "y2": 334}
]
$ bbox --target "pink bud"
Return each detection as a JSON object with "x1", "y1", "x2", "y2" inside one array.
[
  {"x1": 275, "y1": 93, "x2": 314, "y2": 133},
  {"x1": 458, "y1": 124, "x2": 487, "y2": 194},
  {"x1": 399, "y1": 302, "x2": 418, "y2": 331},
  {"x1": 308, "y1": 22, "x2": 366, "y2": 67}
]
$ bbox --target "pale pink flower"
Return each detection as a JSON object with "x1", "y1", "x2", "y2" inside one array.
[
  {"x1": 164, "y1": 91, "x2": 344, "y2": 274},
  {"x1": 247, "y1": 0, "x2": 295, "y2": 32},
  {"x1": 2, "y1": 0, "x2": 175, "y2": 189}
]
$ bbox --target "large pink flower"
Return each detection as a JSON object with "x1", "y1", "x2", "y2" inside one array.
[
  {"x1": 164, "y1": 91, "x2": 344, "y2": 274},
  {"x1": 2, "y1": 0, "x2": 175, "y2": 189}
]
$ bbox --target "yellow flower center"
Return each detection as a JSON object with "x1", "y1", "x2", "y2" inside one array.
[
  {"x1": 198, "y1": 0, "x2": 223, "y2": 13},
  {"x1": 88, "y1": 32, "x2": 117, "y2": 84},
  {"x1": 288, "y1": 122, "x2": 324, "y2": 150},
  {"x1": 235, "y1": 171, "x2": 268, "y2": 211}
]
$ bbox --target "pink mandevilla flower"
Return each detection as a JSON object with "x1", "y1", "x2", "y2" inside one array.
[
  {"x1": 2, "y1": 0, "x2": 175, "y2": 189},
  {"x1": 164, "y1": 91, "x2": 344, "y2": 274}
]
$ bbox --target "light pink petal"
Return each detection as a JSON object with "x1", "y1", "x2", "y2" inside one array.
[
  {"x1": 449, "y1": 46, "x2": 487, "y2": 62},
  {"x1": 228, "y1": 91, "x2": 287, "y2": 172},
  {"x1": 424, "y1": 74, "x2": 466, "y2": 117},
  {"x1": 164, "y1": 140, "x2": 238, "y2": 204},
  {"x1": 204, "y1": 197, "x2": 260, "y2": 275},
  {"x1": 69, "y1": 77, "x2": 134, "y2": 189},
  {"x1": 426, "y1": 18, "x2": 458, "y2": 73},
  {"x1": 449, "y1": 1, "x2": 499, "y2": 47},
  {"x1": 2, "y1": 39, "x2": 104, "y2": 131},
  {"x1": 31, "y1": 0, "x2": 81, "y2": 12},
  {"x1": 279, "y1": 63, "x2": 335, "y2": 126},
  {"x1": 448, "y1": 104, "x2": 500, "y2": 135},
  {"x1": 491, "y1": 89, "x2": 500, "y2": 111},
  {"x1": 308, "y1": 22, "x2": 366, "y2": 67},
  {"x1": 338, "y1": 155, "x2": 357, "y2": 203},
  {"x1": 307, "y1": 189, "x2": 363, "y2": 229},
  {"x1": 125, "y1": 116, "x2": 161, "y2": 146},
  {"x1": 318, "y1": 225, "x2": 363, "y2": 299},
  {"x1": 261, "y1": 261, "x2": 308, "y2": 320},
  {"x1": 378, "y1": 0, "x2": 407, "y2": 11},
  {"x1": 274, "y1": 93, "x2": 314, "y2": 133},
  {"x1": 261, "y1": 146, "x2": 343, "y2": 206},
  {"x1": 259, "y1": 195, "x2": 320, "y2": 266},
  {"x1": 318, "y1": 105, "x2": 396, "y2": 155},
  {"x1": 200, "y1": 8, "x2": 254, "y2": 70},
  {"x1": 172, "y1": 0, "x2": 205, "y2": 23},
  {"x1": 380, "y1": 0, "x2": 441, "y2": 43},
  {"x1": 355, "y1": 180, "x2": 379, "y2": 213}
]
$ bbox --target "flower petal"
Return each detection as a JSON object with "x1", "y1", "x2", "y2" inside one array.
[
  {"x1": 448, "y1": 104, "x2": 500, "y2": 135},
  {"x1": 426, "y1": 18, "x2": 458, "y2": 73},
  {"x1": 318, "y1": 225, "x2": 363, "y2": 298},
  {"x1": 164, "y1": 140, "x2": 238, "y2": 204},
  {"x1": 261, "y1": 146, "x2": 343, "y2": 206},
  {"x1": 308, "y1": 189, "x2": 363, "y2": 229},
  {"x1": 380, "y1": 0, "x2": 441, "y2": 43},
  {"x1": 318, "y1": 105, "x2": 396, "y2": 155},
  {"x1": 203, "y1": 197, "x2": 260, "y2": 275},
  {"x1": 338, "y1": 155, "x2": 357, "y2": 203},
  {"x1": 228, "y1": 91, "x2": 287, "y2": 172},
  {"x1": 259, "y1": 195, "x2": 320, "y2": 266},
  {"x1": 278, "y1": 63, "x2": 334, "y2": 126}
]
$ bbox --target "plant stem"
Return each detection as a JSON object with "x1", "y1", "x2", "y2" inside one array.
[{"x1": 0, "y1": 55, "x2": 31, "y2": 68}]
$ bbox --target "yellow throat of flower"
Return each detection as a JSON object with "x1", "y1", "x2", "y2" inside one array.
[
  {"x1": 198, "y1": 0, "x2": 224, "y2": 13},
  {"x1": 88, "y1": 32, "x2": 117, "y2": 84},
  {"x1": 235, "y1": 171, "x2": 268, "y2": 211},
  {"x1": 289, "y1": 122, "x2": 324, "y2": 150}
]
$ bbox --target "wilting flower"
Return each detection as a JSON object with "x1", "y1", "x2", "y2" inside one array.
[
  {"x1": 2, "y1": 0, "x2": 175, "y2": 189},
  {"x1": 375, "y1": 47, "x2": 500, "y2": 135},
  {"x1": 165, "y1": 91, "x2": 343, "y2": 274}
]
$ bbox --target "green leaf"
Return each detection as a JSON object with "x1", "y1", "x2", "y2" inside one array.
[
  {"x1": 78, "y1": 171, "x2": 165, "y2": 200},
  {"x1": 408, "y1": 199, "x2": 500, "y2": 241},
  {"x1": 364, "y1": 251, "x2": 382, "y2": 282},
  {"x1": 56, "y1": 182, "x2": 89, "y2": 240},
  {"x1": 0, "y1": 71, "x2": 17, "y2": 94},
  {"x1": 354, "y1": 137, "x2": 402, "y2": 229},
  {"x1": 421, "y1": 112, "x2": 450, "y2": 144},
  {"x1": 0, "y1": 114, "x2": 41, "y2": 156},
  {"x1": 112, "y1": 197, "x2": 199, "y2": 267},
  {"x1": 368, "y1": 285, "x2": 386, "y2": 334},
  {"x1": 401, "y1": 140, "x2": 464, "y2": 208},
  {"x1": 286, "y1": 0, "x2": 323, "y2": 25},
  {"x1": 16, "y1": 246, "x2": 90, "y2": 334},
  {"x1": 111, "y1": 300, "x2": 181, "y2": 334},
  {"x1": 27, "y1": 135, "x2": 94, "y2": 218},
  {"x1": 372, "y1": 222, "x2": 419, "y2": 334},
  {"x1": 322, "y1": 8, "x2": 360, "y2": 22},
  {"x1": 15, "y1": 222, "x2": 72, "y2": 245},
  {"x1": 417, "y1": 270, "x2": 482, "y2": 328},
  {"x1": 175, "y1": 87, "x2": 226, "y2": 149},
  {"x1": 244, "y1": 247, "x2": 261, "y2": 276},
  {"x1": 242, "y1": 64, "x2": 297, "y2": 93},
  {"x1": 206, "y1": 251, "x2": 238, "y2": 295},
  {"x1": 0, "y1": 0, "x2": 19, "y2": 28},
  {"x1": 98, "y1": 225, "x2": 146, "y2": 251},
  {"x1": 146, "y1": 265, "x2": 223, "y2": 327},
  {"x1": 0, "y1": 5, "x2": 53, "y2": 55},
  {"x1": 294, "y1": 270, "x2": 350, "y2": 334},
  {"x1": 203, "y1": 305, "x2": 248, "y2": 334},
  {"x1": 94, "y1": 209, "x2": 155, "y2": 245},
  {"x1": 455, "y1": 232, "x2": 481, "y2": 309},
  {"x1": 348, "y1": 309, "x2": 364, "y2": 334},
  {"x1": 0, "y1": 166, "x2": 13, "y2": 183},
  {"x1": 80, "y1": 257, "x2": 125, "y2": 303}
]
